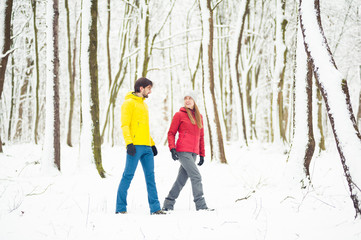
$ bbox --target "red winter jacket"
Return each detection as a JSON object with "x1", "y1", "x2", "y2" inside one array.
[{"x1": 168, "y1": 107, "x2": 205, "y2": 157}]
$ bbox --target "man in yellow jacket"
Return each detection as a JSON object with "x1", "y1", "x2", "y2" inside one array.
[{"x1": 116, "y1": 77, "x2": 164, "y2": 215}]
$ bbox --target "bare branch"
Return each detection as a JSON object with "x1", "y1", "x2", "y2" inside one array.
[{"x1": 211, "y1": 0, "x2": 225, "y2": 12}]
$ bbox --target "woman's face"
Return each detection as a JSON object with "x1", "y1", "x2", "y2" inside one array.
[{"x1": 184, "y1": 96, "x2": 195, "y2": 109}]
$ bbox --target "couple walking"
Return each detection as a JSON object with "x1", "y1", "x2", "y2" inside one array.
[{"x1": 115, "y1": 77, "x2": 212, "y2": 215}]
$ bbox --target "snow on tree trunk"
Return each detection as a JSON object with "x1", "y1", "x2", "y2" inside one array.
[
  {"x1": 43, "y1": 0, "x2": 60, "y2": 171},
  {"x1": 300, "y1": 0, "x2": 361, "y2": 217},
  {"x1": 199, "y1": 0, "x2": 227, "y2": 163},
  {"x1": 0, "y1": 0, "x2": 13, "y2": 153},
  {"x1": 272, "y1": 0, "x2": 287, "y2": 144},
  {"x1": 80, "y1": 0, "x2": 105, "y2": 178},
  {"x1": 287, "y1": 20, "x2": 315, "y2": 188},
  {"x1": 137, "y1": 2, "x2": 149, "y2": 78},
  {"x1": 0, "y1": 0, "x2": 12, "y2": 100},
  {"x1": 230, "y1": 0, "x2": 250, "y2": 146}
]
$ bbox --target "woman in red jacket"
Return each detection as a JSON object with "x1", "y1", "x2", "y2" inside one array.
[{"x1": 162, "y1": 91, "x2": 212, "y2": 211}]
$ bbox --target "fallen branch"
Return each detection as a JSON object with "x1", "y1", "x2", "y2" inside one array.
[
  {"x1": 235, "y1": 190, "x2": 255, "y2": 202},
  {"x1": 26, "y1": 183, "x2": 53, "y2": 196}
]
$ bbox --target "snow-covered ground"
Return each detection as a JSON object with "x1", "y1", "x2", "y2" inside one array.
[{"x1": 0, "y1": 143, "x2": 360, "y2": 240}]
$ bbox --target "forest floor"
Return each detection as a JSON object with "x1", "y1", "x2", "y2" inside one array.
[{"x1": 0, "y1": 142, "x2": 360, "y2": 240}]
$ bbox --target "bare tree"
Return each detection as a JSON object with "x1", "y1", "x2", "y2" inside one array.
[
  {"x1": 300, "y1": 0, "x2": 361, "y2": 217},
  {"x1": 80, "y1": 0, "x2": 105, "y2": 178},
  {"x1": 271, "y1": 0, "x2": 288, "y2": 144},
  {"x1": 230, "y1": 0, "x2": 250, "y2": 146},
  {"x1": 0, "y1": 0, "x2": 13, "y2": 152},
  {"x1": 64, "y1": 0, "x2": 75, "y2": 147},
  {"x1": 287, "y1": 19, "x2": 315, "y2": 188},
  {"x1": 43, "y1": 0, "x2": 60, "y2": 170},
  {"x1": 31, "y1": 0, "x2": 40, "y2": 144},
  {"x1": 199, "y1": 0, "x2": 227, "y2": 163}
]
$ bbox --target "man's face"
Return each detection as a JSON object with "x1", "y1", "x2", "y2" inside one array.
[{"x1": 140, "y1": 85, "x2": 152, "y2": 98}]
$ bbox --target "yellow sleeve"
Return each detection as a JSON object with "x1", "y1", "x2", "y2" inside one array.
[
  {"x1": 121, "y1": 100, "x2": 133, "y2": 145},
  {"x1": 150, "y1": 136, "x2": 155, "y2": 146}
]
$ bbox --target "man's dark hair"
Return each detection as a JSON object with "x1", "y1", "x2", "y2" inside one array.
[{"x1": 134, "y1": 77, "x2": 153, "y2": 92}]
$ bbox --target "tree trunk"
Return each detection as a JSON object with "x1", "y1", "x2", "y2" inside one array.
[
  {"x1": 287, "y1": 20, "x2": 315, "y2": 188},
  {"x1": 81, "y1": 0, "x2": 105, "y2": 178},
  {"x1": 300, "y1": 0, "x2": 361, "y2": 217},
  {"x1": 0, "y1": 0, "x2": 13, "y2": 100},
  {"x1": 272, "y1": 0, "x2": 287, "y2": 144},
  {"x1": 317, "y1": 87, "x2": 326, "y2": 151},
  {"x1": 14, "y1": 59, "x2": 32, "y2": 141},
  {"x1": 65, "y1": 0, "x2": 75, "y2": 147},
  {"x1": 31, "y1": 0, "x2": 40, "y2": 144},
  {"x1": 199, "y1": 0, "x2": 227, "y2": 163},
  {"x1": 8, "y1": 55, "x2": 15, "y2": 141},
  {"x1": 357, "y1": 66, "x2": 361, "y2": 130},
  {"x1": 0, "y1": 0, "x2": 13, "y2": 152},
  {"x1": 43, "y1": 0, "x2": 60, "y2": 171},
  {"x1": 230, "y1": 0, "x2": 250, "y2": 146}
]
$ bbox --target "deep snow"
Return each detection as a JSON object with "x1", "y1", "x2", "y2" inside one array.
[{"x1": 0, "y1": 142, "x2": 360, "y2": 240}]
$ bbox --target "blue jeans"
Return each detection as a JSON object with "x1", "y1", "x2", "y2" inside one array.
[{"x1": 116, "y1": 145, "x2": 161, "y2": 213}]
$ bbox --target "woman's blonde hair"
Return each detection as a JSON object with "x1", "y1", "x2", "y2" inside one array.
[{"x1": 185, "y1": 102, "x2": 203, "y2": 129}]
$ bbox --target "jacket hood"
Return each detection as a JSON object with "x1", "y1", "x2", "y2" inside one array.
[{"x1": 125, "y1": 91, "x2": 144, "y2": 102}]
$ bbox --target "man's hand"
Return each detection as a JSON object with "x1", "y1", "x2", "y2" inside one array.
[
  {"x1": 198, "y1": 156, "x2": 204, "y2": 166},
  {"x1": 170, "y1": 148, "x2": 179, "y2": 160},
  {"x1": 127, "y1": 143, "x2": 136, "y2": 156},
  {"x1": 152, "y1": 146, "x2": 158, "y2": 156}
]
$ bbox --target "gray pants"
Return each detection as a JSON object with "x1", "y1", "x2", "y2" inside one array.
[{"x1": 163, "y1": 152, "x2": 207, "y2": 210}]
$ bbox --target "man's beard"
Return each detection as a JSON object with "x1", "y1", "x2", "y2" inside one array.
[{"x1": 142, "y1": 92, "x2": 149, "y2": 98}]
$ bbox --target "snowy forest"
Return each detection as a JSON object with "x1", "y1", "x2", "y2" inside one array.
[{"x1": 1, "y1": 0, "x2": 361, "y2": 239}]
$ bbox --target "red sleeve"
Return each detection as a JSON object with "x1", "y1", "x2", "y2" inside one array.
[
  {"x1": 199, "y1": 116, "x2": 205, "y2": 157},
  {"x1": 168, "y1": 112, "x2": 181, "y2": 150}
]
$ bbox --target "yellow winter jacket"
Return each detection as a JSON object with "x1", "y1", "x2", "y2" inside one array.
[{"x1": 121, "y1": 92, "x2": 155, "y2": 146}]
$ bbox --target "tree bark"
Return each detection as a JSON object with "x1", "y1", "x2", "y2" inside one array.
[
  {"x1": 81, "y1": 0, "x2": 105, "y2": 178},
  {"x1": 357, "y1": 66, "x2": 361, "y2": 130},
  {"x1": 272, "y1": 0, "x2": 287, "y2": 143},
  {"x1": 230, "y1": 0, "x2": 250, "y2": 146},
  {"x1": 317, "y1": 87, "x2": 326, "y2": 151},
  {"x1": 288, "y1": 19, "x2": 315, "y2": 187},
  {"x1": 300, "y1": 0, "x2": 361, "y2": 217},
  {"x1": 199, "y1": 0, "x2": 227, "y2": 163},
  {"x1": 0, "y1": 0, "x2": 13, "y2": 100},
  {"x1": 31, "y1": 0, "x2": 40, "y2": 144},
  {"x1": 43, "y1": 0, "x2": 60, "y2": 171},
  {"x1": 0, "y1": 0, "x2": 13, "y2": 152},
  {"x1": 65, "y1": 0, "x2": 75, "y2": 147}
]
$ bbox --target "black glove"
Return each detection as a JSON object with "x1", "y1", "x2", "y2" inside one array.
[
  {"x1": 170, "y1": 148, "x2": 179, "y2": 160},
  {"x1": 198, "y1": 156, "x2": 204, "y2": 166},
  {"x1": 152, "y1": 146, "x2": 158, "y2": 156},
  {"x1": 127, "y1": 143, "x2": 136, "y2": 156}
]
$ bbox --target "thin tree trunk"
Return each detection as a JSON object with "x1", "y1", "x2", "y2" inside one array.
[
  {"x1": 199, "y1": 0, "x2": 227, "y2": 163},
  {"x1": 0, "y1": 0, "x2": 13, "y2": 152},
  {"x1": 8, "y1": 55, "x2": 15, "y2": 141},
  {"x1": 90, "y1": 0, "x2": 105, "y2": 177},
  {"x1": 14, "y1": 59, "x2": 32, "y2": 141},
  {"x1": 317, "y1": 87, "x2": 326, "y2": 151},
  {"x1": 288, "y1": 19, "x2": 315, "y2": 186},
  {"x1": 106, "y1": 0, "x2": 112, "y2": 89},
  {"x1": 357, "y1": 66, "x2": 361, "y2": 129},
  {"x1": 272, "y1": 0, "x2": 287, "y2": 143},
  {"x1": 31, "y1": 0, "x2": 40, "y2": 144},
  {"x1": 43, "y1": 0, "x2": 60, "y2": 171},
  {"x1": 65, "y1": 0, "x2": 75, "y2": 147},
  {"x1": 0, "y1": 0, "x2": 13, "y2": 100},
  {"x1": 300, "y1": 0, "x2": 361, "y2": 217},
  {"x1": 81, "y1": 0, "x2": 105, "y2": 178},
  {"x1": 230, "y1": 0, "x2": 250, "y2": 146}
]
